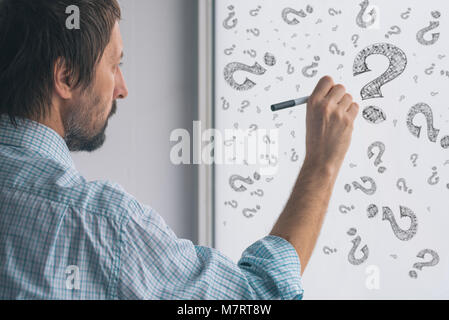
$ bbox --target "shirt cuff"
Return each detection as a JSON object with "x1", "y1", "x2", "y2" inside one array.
[{"x1": 237, "y1": 235, "x2": 304, "y2": 300}]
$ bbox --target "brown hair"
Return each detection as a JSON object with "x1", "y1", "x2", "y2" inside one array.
[{"x1": 0, "y1": 0, "x2": 121, "y2": 127}]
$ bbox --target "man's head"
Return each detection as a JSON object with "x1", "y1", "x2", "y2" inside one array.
[{"x1": 0, "y1": 0, "x2": 128, "y2": 152}]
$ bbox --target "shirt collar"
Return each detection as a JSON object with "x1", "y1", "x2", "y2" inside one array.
[{"x1": 0, "y1": 114, "x2": 75, "y2": 169}]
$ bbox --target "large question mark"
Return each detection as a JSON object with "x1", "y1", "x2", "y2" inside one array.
[
  {"x1": 406, "y1": 103, "x2": 440, "y2": 143},
  {"x1": 409, "y1": 249, "x2": 440, "y2": 279},
  {"x1": 354, "y1": 43, "x2": 407, "y2": 123},
  {"x1": 281, "y1": 5, "x2": 313, "y2": 25},
  {"x1": 382, "y1": 206, "x2": 418, "y2": 241},
  {"x1": 353, "y1": 43, "x2": 407, "y2": 100},
  {"x1": 356, "y1": 0, "x2": 377, "y2": 29},
  {"x1": 416, "y1": 11, "x2": 441, "y2": 46},
  {"x1": 224, "y1": 62, "x2": 267, "y2": 91},
  {"x1": 367, "y1": 141, "x2": 386, "y2": 173}
]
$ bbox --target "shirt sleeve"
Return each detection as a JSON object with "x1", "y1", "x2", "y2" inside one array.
[{"x1": 115, "y1": 201, "x2": 304, "y2": 300}]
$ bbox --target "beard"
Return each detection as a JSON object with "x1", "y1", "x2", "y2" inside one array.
[{"x1": 63, "y1": 89, "x2": 117, "y2": 152}]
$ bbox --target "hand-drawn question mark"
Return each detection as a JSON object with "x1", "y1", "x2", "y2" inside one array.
[
  {"x1": 339, "y1": 205, "x2": 355, "y2": 214},
  {"x1": 281, "y1": 5, "x2": 313, "y2": 25},
  {"x1": 401, "y1": 8, "x2": 412, "y2": 20},
  {"x1": 323, "y1": 246, "x2": 338, "y2": 254},
  {"x1": 354, "y1": 43, "x2": 407, "y2": 123},
  {"x1": 354, "y1": 43, "x2": 407, "y2": 100},
  {"x1": 385, "y1": 26, "x2": 401, "y2": 39},
  {"x1": 328, "y1": 8, "x2": 342, "y2": 16},
  {"x1": 367, "y1": 141, "x2": 387, "y2": 173},
  {"x1": 410, "y1": 153, "x2": 418, "y2": 167},
  {"x1": 382, "y1": 206, "x2": 418, "y2": 241},
  {"x1": 356, "y1": 0, "x2": 377, "y2": 29},
  {"x1": 302, "y1": 56, "x2": 320, "y2": 78},
  {"x1": 345, "y1": 176, "x2": 377, "y2": 195},
  {"x1": 242, "y1": 205, "x2": 261, "y2": 218},
  {"x1": 406, "y1": 103, "x2": 440, "y2": 143},
  {"x1": 347, "y1": 229, "x2": 369, "y2": 265},
  {"x1": 351, "y1": 34, "x2": 360, "y2": 48},
  {"x1": 329, "y1": 43, "x2": 345, "y2": 56},
  {"x1": 229, "y1": 175, "x2": 254, "y2": 192},
  {"x1": 409, "y1": 249, "x2": 440, "y2": 279},
  {"x1": 224, "y1": 62, "x2": 267, "y2": 91},
  {"x1": 397, "y1": 178, "x2": 413, "y2": 194},
  {"x1": 224, "y1": 200, "x2": 238, "y2": 208},
  {"x1": 416, "y1": 11, "x2": 441, "y2": 46},
  {"x1": 223, "y1": 5, "x2": 238, "y2": 30}
]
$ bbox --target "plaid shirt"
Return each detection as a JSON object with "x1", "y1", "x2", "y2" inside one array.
[{"x1": 0, "y1": 114, "x2": 303, "y2": 300}]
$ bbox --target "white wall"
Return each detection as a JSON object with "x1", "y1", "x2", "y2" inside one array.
[{"x1": 71, "y1": 0, "x2": 199, "y2": 242}]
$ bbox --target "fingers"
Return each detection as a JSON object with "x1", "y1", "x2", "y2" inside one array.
[
  {"x1": 311, "y1": 76, "x2": 334, "y2": 99},
  {"x1": 347, "y1": 102, "x2": 360, "y2": 119},
  {"x1": 338, "y1": 93, "x2": 353, "y2": 109},
  {"x1": 327, "y1": 84, "x2": 346, "y2": 103}
]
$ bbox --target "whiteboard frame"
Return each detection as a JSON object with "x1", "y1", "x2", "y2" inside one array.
[{"x1": 197, "y1": 0, "x2": 215, "y2": 247}]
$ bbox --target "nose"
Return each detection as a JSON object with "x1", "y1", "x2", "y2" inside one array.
[{"x1": 114, "y1": 67, "x2": 128, "y2": 100}]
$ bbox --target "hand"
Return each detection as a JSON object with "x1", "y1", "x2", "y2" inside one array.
[{"x1": 304, "y1": 76, "x2": 359, "y2": 174}]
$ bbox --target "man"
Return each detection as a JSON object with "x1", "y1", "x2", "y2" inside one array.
[{"x1": 0, "y1": 0, "x2": 358, "y2": 299}]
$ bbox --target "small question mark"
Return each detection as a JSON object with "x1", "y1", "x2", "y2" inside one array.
[
  {"x1": 409, "y1": 249, "x2": 440, "y2": 279},
  {"x1": 401, "y1": 8, "x2": 412, "y2": 20},
  {"x1": 238, "y1": 100, "x2": 251, "y2": 113},
  {"x1": 286, "y1": 61, "x2": 295, "y2": 75},
  {"x1": 220, "y1": 97, "x2": 230, "y2": 110},
  {"x1": 302, "y1": 56, "x2": 320, "y2": 78},
  {"x1": 229, "y1": 175, "x2": 254, "y2": 192},
  {"x1": 224, "y1": 200, "x2": 238, "y2": 208},
  {"x1": 356, "y1": 0, "x2": 377, "y2": 29},
  {"x1": 249, "y1": 6, "x2": 262, "y2": 17},
  {"x1": 242, "y1": 205, "x2": 261, "y2": 218},
  {"x1": 410, "y1": 154, "x2": 418, "y2": 167},
  {"x1": 382, "y1": 206, "x2": 418, "y2": 241},
  {"x1": 367, "y1": 141, "x2": 387, "y2": 173},
  {"x1": 246, "y1": 28, "x2": 260, "y2": 37},
  {"x1": 223, "y1": 5, "x2": 238, "y2": 30},
  {"x1": 250, "y1": 189, "x2": 264, "y2": 197},
  {"x1": 328, "y1": 8, "x2": 342, "y2": 16},
  {"x1": 329, "y1": 43, "x2": 345, "y2": 56},
  {"x1": 351, "y1": 34, "x2": 360, "y2": 48},
  {"x1": 339, "y1": 205, "x2": 355, "y2": 214},
  {"x1": 243, "y1": 49, "x2": 257, "y2": 58},
  {"x1": 346, "y1": 176, "x2": 377, "y2": 195},
  {"x1": 427, "y1": 167, "x2": 440, "y2": 185},
  {"x1": 385, "y1": 26, "x2": 401, "y2": 39},
  {"x1": 397, "y1": 178, "x2": 413, "y2": 194},
  {"x1": 224, "y1": 45, "x2": 236, "y2": 56},
  {"x1": 323, "y1": 246, "x2": 338, "y2": 255},
  {"x1": 282, "y1": 5, "x2": 313, "y2": 25},
  {"x1": 348, "y1": 234, "x2": 369, "y2": 266}
]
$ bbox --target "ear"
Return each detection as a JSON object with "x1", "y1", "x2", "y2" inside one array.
[{"x1": 53, "y1": 58, "x2": 73, "y2": 100}]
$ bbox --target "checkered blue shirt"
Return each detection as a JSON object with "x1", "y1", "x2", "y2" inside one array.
[{"x1": 0, "y1": 114, "x2": 303, "y2": 300}]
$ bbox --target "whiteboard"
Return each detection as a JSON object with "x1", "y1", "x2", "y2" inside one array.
[{"x1": 213, "y1": 0, "x2": 449, "y2": 299}]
